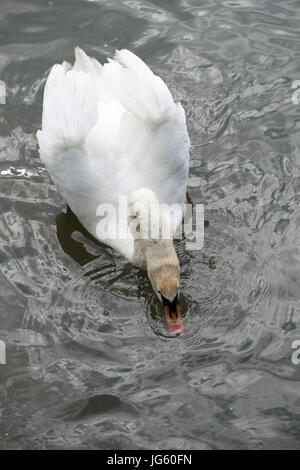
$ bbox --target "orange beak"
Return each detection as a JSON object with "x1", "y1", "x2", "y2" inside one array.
[{"x1": 164, "y1": 302, "x2": 184, "y2": 337}]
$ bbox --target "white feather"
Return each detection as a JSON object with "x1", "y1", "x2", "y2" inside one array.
[{"x1": 37, "y1": 48, "x2": 190, "y2": 263}]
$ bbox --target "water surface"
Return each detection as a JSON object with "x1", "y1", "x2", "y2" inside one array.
[{"x1": 0, "y1": 0, "x2": 300, "y2": 450}]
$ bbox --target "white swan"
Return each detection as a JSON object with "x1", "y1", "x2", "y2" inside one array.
[{"x1": 37, "y1": 48, "x2": 190, "y2": 335}]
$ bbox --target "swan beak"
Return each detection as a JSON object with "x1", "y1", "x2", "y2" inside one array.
[{"x1": 164, "y1": 301, "x2": 184, "y2": 337}]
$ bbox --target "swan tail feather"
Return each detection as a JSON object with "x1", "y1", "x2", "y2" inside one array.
[
  {"x1": 102, "y1": 49, "x2": 178, "y2": 125},
  {"x1": 37, "y1": 48, "x2": 101, "y2": 165}
]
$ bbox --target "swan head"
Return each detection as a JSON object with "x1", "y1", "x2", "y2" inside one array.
[
  {"x1": 128, "y1": 188, "x2": 184, "y2": 335},
  {"x1": 146, "y1": 246, "x2": 184, "y2": 336}
]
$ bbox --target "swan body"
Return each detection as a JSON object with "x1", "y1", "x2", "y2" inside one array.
[{"x1": 37, "y1": 48, "x2": 190, "y2": 334}]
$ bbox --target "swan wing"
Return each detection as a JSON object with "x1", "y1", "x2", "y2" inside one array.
[
  {"x1": 37, "y1": 48, "x2": 107, "y2": 236},
  {"x1": 98, "y1": 49, "x2": 190, "y2": 210}
]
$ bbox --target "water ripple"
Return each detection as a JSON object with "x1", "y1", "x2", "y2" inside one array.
[{"x1": 0, "y1": 0, "x2": 300, "y2": 450}]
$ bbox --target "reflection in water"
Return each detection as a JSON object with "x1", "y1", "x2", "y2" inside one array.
[
  {"x1": 56, "y1": 206, "x2": 101, "y2": 267},
  {"x1": 0, "y1": 0, "x2": 300, "y2": 450}
]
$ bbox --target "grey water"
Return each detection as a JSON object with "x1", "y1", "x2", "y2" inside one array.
[{"x1": 0, "y1": 0, "x2": 300, "y2": 450}]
